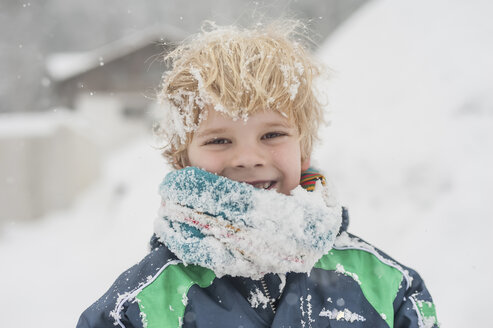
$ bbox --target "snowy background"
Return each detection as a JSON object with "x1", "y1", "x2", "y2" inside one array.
[
  {"x1": 1, "y1": 0, "x2": 492, "y2": 327},
  {"x1": 314, "y1": 0, "x2": 493, "y2": 326}
]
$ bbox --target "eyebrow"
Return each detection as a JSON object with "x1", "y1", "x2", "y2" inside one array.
[
  {"x1": 195, "y1": 121, "x2": 294, "y2": 138},
  {"x1": 194, "y1": 128, "x2": 228, "y2": 138},
  {"x1": 263, "y1": 121, "x2": 293, "y2": 129}
]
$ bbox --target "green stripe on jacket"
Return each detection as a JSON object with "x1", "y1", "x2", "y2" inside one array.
[
  {"x1": 136, "y1": 263, "x2": 216, "y2": 328},
  {"x1": 314, "y1": 249, "x2": 404, "y2": 327}
]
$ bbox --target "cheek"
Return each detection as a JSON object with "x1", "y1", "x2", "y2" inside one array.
[
  {"x1": 187, "y1": 145, "x2": 203, "y2": 168},
  {"x1": 188, "y1": 148, "x2": 223, "y2": 173},
  {"x1": 272, "y1": 143, "x2": 302, "y2": 172},
  {"x1": 276, "y1": 142, "x2": 302, "y2": 162}
]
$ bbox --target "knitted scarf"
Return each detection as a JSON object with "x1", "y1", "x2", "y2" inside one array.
[{"x1": 154, "y1": 167, "x2": 342, "y2": 279}]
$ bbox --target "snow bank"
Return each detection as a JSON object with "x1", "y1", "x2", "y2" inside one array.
[
  {"x1": 315, "y1": 0, "x2": 493, "y2": 327},
  {"x1": 0, "y1": 137, "x2": 168, "y2": 328}
]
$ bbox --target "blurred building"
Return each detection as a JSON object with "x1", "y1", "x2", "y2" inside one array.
[
  {"x1": 0, "y1": 25, "x2": 187, "y2": 224},
  {"x1": 46, "y1": 24, "x2": 187, "y2": 117},
  {"x1": 0, "y1": 111, "x2": 100, "y2": 222}
]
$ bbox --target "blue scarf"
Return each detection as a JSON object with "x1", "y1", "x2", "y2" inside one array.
[{"x1": 154, "y1": 167, "x2": 342, "y2": 279}]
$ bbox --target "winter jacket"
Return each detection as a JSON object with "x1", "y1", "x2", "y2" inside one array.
[{"x1": 76, "y1": 208, "x2": 438, "y2": 328}]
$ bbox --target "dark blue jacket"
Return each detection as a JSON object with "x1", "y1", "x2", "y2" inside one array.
[{"x1": 77, "y1": 211, "x2": 438, "y2": 327}]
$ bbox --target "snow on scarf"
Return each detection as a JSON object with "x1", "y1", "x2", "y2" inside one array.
[{"x1": 154, "y1": 167, "x2": 342, "y2": 279}]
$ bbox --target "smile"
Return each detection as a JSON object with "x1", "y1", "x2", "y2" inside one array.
[{"x1": 245, "y1": 181, "x2": 276, "y2": 190}]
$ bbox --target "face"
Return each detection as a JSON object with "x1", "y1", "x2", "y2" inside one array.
[{"x1": 186, "y1": 109, "x2": 310, "y2": 195}]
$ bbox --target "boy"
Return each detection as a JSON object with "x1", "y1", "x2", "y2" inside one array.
[{"x1": 77, "y1": 20, "x2": 438, "y2": 327}]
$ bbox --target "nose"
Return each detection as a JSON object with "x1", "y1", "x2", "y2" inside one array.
[{"x1": 230, "y1": 143, "x2": 266, "y2": 168}]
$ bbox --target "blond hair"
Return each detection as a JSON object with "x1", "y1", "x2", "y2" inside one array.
[{"x1": 156, "y1": 20, "x2": 325, "y2": 169}]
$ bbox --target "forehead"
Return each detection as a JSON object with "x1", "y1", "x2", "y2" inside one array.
[{"x1": 196, "y1": 109, "x2": 294, "y2": 134}]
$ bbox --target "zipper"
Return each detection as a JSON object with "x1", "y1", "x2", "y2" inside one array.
[{"x1": 260, "y1": 277, "x2": 277, "y2": 314}]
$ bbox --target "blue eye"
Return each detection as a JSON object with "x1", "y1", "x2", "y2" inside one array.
[
  {"x1": 262, "y1": 132, "x2": 286, "y2": 139},
  {"x1": 204, "y1": 138, "x2": 230, "y2": 145}
]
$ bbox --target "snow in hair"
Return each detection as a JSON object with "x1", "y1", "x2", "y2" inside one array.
[{"x1": 156, "y1": 20, "x2": 325, "y2": 168}]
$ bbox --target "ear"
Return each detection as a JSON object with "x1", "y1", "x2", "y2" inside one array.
[{"x1": 301, "y1": 156, "x2": 311, "y2": 172}]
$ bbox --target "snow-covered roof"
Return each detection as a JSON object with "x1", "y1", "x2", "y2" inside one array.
[{"x1": 45, "y1": 24, "x2": 188, "y2": 82}]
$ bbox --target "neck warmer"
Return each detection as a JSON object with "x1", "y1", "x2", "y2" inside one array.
[{"x1": 154, "y1": 167, "x2": 342, "y2": 279}]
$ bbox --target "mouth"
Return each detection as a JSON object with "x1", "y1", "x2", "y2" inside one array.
[{"x1": 245, "y1": 181, "x2": 276, "y2": 190}]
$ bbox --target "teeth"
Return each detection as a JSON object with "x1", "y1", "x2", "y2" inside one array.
[{"x1": 252, "y1": 182, "x2": 272, "y2": 189}]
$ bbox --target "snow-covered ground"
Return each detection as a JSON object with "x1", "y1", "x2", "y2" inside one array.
[
  {"x1": 1, "y1": 0, "x2": 491, "y2": 327},
  {"x1": 0, "y1": 138, "x2": 169, "y2": 327},
  {"x1": 314, "y1": 0, "x2": 493, "y2": 326}
]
